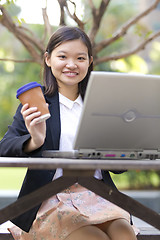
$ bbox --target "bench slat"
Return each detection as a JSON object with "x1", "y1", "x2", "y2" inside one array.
[{"x1": 0, "y1": 157, "x2": 160, "y2": 170}]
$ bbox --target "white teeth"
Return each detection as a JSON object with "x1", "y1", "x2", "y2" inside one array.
[
  {"x1": 65, "y1": 72, "x2": 77, "y2": 76},
  {"x1": 70, "y1": 72, "x2": 76, "y2": 75}
]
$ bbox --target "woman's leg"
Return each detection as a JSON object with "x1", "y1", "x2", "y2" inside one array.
[
  {"x1": 96, "y1": 218, "x2": 137, "y2": 240},
  {"x1": 65, "y1": 225, "x2": 111, "y2": 240}
]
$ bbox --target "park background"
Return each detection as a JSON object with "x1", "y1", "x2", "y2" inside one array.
[{"x1": 0, "y1": 0, "x2": 160, "y2": 193}]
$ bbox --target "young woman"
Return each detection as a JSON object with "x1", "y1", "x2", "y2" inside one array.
[{"x1": 0, "y1": 26, "x2": 138, "y2": 240}]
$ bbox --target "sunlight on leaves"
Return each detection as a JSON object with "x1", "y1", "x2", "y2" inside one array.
[
  {"x1": 149, "y1": 41, "x2": 160, "y2": 61},
  {"x1": 127, "y1": 55, "x2": 148, "y2": 73},
  {"x1": 4, "y1": 61, "x2": 15, "y2": 72},
  {"x1": 1, "y1": 0, "x2": 17, "y2": 4},
  {"x1": 0, "y1": 48, "x2": 5, "y2": 58},
  {"x1": 134, "y1": 23, "x2": 152, "y2": 39},
  {"x1": 111, "y1": 59, "x2": 129, "y2": 72},
  {"x1": 111, "y1": 55, "x2": 148, "y2": 74}
]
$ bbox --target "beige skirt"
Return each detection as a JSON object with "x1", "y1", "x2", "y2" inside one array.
[{"x1": 9, "y1": 183, "x2": 139, "y2": 240}]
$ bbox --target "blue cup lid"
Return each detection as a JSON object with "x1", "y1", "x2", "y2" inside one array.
[{"x1": 16, "y1": 82, "x2": 42, "y2": 99}]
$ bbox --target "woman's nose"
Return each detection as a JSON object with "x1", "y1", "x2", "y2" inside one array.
[{"x1": 66, "y1": 60, "x2": 77, "y2": 69}]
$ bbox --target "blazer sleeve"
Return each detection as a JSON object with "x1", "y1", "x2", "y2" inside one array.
[{"x1": 0, "y1": 104, "x2": 33, "y2": 157}]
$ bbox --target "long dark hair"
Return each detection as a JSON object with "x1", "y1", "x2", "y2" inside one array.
[{"x1": 43, "y1": 26, "x2": 93, "y2": 100}]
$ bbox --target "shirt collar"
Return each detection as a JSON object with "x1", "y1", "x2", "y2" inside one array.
[{"x1": 59, "y1": 93, "x2": 83, "y2": 110}]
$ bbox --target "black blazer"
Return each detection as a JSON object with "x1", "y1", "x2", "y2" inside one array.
[{"x1": 0, "y1": 90, "x2": 125, "y2": 232}]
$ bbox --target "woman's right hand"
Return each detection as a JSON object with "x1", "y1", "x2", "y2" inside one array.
[{"x1": 21, "y1": 103, "x2": 47, "y2": 153}]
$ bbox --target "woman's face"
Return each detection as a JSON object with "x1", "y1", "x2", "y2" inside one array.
[{"x1": 45, "y1": 39, "x2": 92, "y2": 92}]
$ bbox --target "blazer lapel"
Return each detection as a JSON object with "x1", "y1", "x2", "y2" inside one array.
[{"x1": 46, "y1": 92, "x2": 61, "y2": 150}]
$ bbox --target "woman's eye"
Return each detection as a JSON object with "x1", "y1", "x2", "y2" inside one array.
[
  {"x1": 59, "y1": 55, "x2": 66, "y2": 59},
  {"x1": 78, "y1": 57, "x2": 85, "y2": 60}
]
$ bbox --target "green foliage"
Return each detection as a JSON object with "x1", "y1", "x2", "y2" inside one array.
[
  {"x1": 2, "y1": 0, "x2": 20, "y2": 17},
  {"x1": 82, "y1": 0, "x2": 159, "y2": 74},
  {"x1": 0, "y1": 168, "x2": 27, "y2": 190},
  {"x1": 111, "y1": 170, "x2": 160, "y2": 190},
  {"x1": 110, "y1": 55, "x2": 148, "y2": 73},
  {"x1": 0, "y1": 60, "x2": 41, "y2": 139},
  {"x1": 134, "y1": 23, "x2": 153, "y2": 39},
  {"x1": 0, "y1": 2, "x2": 44, "y2": 139},
  {"x1": 0, "y1": 168, "x2": 159, "y2": 190},
  {"x1": 83, "y1": 0, "x2": 137, "y2": 37},
  {"x1": 148, "y1": 41, "x2": 160, "y2": 75},
  {"x1": 0, "y1": 25, "x2": 42, "y2": 138}
]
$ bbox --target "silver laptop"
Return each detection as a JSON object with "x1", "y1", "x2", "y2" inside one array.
[{"x1": 43, "y1": 71, "x2": 160, "y2": 160}]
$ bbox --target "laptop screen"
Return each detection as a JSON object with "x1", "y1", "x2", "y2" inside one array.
[{"x1": 73, "y1": 71, "x2": 160, "y2": 152}]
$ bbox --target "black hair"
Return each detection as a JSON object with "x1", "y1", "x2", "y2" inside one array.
[{"x1": 43, "y1": 26, "x2": 93, "y2": 99}]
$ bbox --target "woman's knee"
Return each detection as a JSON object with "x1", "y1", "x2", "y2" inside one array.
[
  {"x1": 65, "y1": 225, "x2": 110, "y2": 240},
  {"x1": 106, "y1": 219, "x2": 137, "y2": 240}
]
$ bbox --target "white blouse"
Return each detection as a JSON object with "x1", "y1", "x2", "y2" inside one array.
[
  {"x1": 53, "y1": 93, "x2": 102, "y2": 180},
  {"x1": 59, "y1": 93, "x2": 83, "y2": 151}
]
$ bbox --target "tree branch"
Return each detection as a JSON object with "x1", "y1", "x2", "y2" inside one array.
[
  {"x1": 94, "y1": 0, "x2": 160, "y2": 54},
  {"x1": 0, "y1": 4, "x2": 44, "y2": 65},
  {"x1": 42, "y1": 7, "x2": 52, "y2": 39},
  {"x1": 0, "y1": 58, "x2": 35, "y2": 63},
  {"x1": 57, "y1": 0, "x2": 66, "y2": 25},
  {"x1": 64, "y1": 0, "x2": 85, "y2": 29},
  {"x1": 94, "y1": 30, "x2": 160, "y2": 65},
  {"x1": 1, "y1": 1, "x2": 160, "y2": 68},
  {"x1": 88, "y1": 0, "x2": 111, "y2": 43}
]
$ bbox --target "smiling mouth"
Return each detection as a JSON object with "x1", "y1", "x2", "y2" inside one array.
[{"x1": 63, "y1": 72, "x2": 78, "y2": 76}]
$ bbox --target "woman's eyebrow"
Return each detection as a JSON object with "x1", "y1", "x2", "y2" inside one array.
[
  {"x1": 57, "y1": 50, "x2": 87, "y2": 56},
  {"x1": 57, "y1": 51, "x2": 67, "y2": 54},
  {"x1": 77, "y1": 52, "x2": 88, "y2": 56}
]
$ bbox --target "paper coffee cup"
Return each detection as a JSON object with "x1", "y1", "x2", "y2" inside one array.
[{"x1": 16, "y1": 82, "x2": 51, "y2": 123}]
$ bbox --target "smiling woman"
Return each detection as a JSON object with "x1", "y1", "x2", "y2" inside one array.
[{"x1": 0, "y1": 26, "x2": 138, "y2": 240}]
